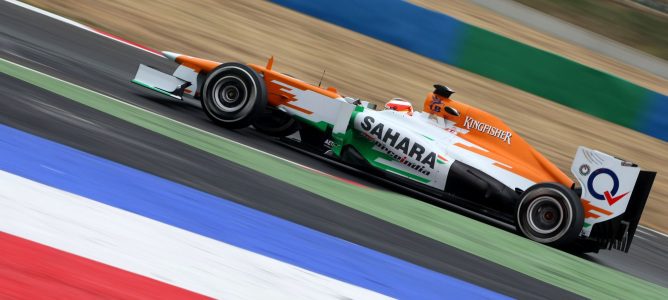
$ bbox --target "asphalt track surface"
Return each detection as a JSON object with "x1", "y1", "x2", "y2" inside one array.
[{"x1": 0, "y1": 1, "x2": 666, "y2": 295}]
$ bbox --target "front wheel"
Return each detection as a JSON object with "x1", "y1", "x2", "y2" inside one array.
[
  {"x1": 201, "y1": 62, "x2": 267, "y2": 129},
  {"x1": 515, "y1": 183, "x2": 584, "y2": 247}
]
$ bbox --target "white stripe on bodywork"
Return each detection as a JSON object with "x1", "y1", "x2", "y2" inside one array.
[
  {"x1": 271, "y1": 80, "x2": 352, "y2": 126},
  {"x1": 0, "y1": 170, "x2": 391, "y2": 300}
]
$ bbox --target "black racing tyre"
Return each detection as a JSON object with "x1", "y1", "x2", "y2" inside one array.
[
  {"x1": 201, "y1": 62, "x2": 267, "y2": 129},
  {"x1": 515, "y1": 183, "x2": 584, "y2": 247},
  {"x1": 253, "y1": 107, "x2": 300, "y2": 137}
]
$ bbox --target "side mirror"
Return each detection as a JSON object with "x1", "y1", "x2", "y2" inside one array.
[{"x1": 444, "y1": 106, "x2": 460, "y2": 117}]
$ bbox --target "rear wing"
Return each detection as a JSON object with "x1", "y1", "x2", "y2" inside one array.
[
  {"x1": 571, "y1": 146, "x2": 656, "y2": 252},
  {"x1": 615, "y1": 170, "x2": 655, "y2": 251}
]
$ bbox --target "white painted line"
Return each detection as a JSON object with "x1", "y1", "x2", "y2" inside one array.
[
  {"x1": 1, "y1": 57, "x2": 337, "y2": 177},
  {"x1": 5, "y1": 0, "x2": 90, "y2": 31},
  {"x1": 638, "y1": 225, "x2": 668, "y2": 238},
  {"x1": 3, "y1": 0, "x2": 668, "y2": 237},
  {"x1": 0, "y1": 170, "x2": 390, "y2": 299},
  {"x1": 5, "y1": 55, "x2": 668, "y2": 239},
  {"x1": 4, "y1": 0, "x2": 164, "y2": 57}
]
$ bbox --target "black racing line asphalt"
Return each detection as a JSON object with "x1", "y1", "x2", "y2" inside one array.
[{"x1": 0, "y1": 1, "x2": 666, "y2": 295}]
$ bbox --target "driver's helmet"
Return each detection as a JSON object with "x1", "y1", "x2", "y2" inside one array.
[{"x1": 384, "y1": 98, "x2": 414, "y2": 114}]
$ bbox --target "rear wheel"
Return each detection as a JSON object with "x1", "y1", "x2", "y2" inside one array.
[
  {"x1": 201, "y1": 62, "x2": 267, "y2": 129},
  {"x1": 515, "y1": 183, "x2": 584, "y2": 246}
]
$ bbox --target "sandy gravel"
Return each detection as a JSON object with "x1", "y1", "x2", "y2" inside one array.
[{"x1": 25, "y1": 0, "x2": 668, "y2": 232}]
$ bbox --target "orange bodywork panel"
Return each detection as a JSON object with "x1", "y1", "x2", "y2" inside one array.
[
  {"x1": 248, "y1": 63, "x2": 341, "y2": 114},
  {"x1": 424, "y1": 93, "x2": 573, "y2": 187},
  {"x1": 167, "y1": 55, "x2": 341, "y2": 115},
  {"x1": 174, "y1": 55, "x2": 221, "y2": 73},
  {"x1": 169, "y1": 54, "x2": 570, "y2": 187}
]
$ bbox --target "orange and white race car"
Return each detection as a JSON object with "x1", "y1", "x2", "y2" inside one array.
[{"x1": 132, "y1": 53, "x2": 656, "y2": 253}]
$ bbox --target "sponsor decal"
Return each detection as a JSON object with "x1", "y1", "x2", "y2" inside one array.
[
  {"x1": 428, "y1": 94, "x2": 442, "y2": 113},
  {"x1": 323, "y1": 139, "x2": 335, "y2": 149},
  {"x1": 463, "y1": 116, "x2": 512, "y2": 144},
  {"x1": 360, "y1": 116, "x2": 437, "y2": 174},
  {"x1": 582, "y1": 199, "x2": 613, "y2": 219},
  {"x1": 587, "y1": 168, "x2": 630, "y2": 206},
  {"x1": 372, "y1": 141, "x2": 432, "y2": 176}
]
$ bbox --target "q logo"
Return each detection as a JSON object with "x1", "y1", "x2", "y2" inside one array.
[{"x1": 587, "y1": 168, "x2": 629, "y2": 206}]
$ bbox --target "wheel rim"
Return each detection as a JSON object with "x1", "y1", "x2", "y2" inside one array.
[
  {"x1": 212, "y1": 75, "x2": 248, "y2": 112},
  {"x1": 526, "y1": 196, "x2": 564, "y2": 235}
]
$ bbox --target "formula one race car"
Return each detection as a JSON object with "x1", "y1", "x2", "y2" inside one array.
[{"x1": 132, "y1": 52, "x2": 656, "y2": 253}]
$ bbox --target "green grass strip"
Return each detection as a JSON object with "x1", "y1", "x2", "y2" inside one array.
[{"x1": 2, "y1": 58, "x2": 666, "y2": 298}]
